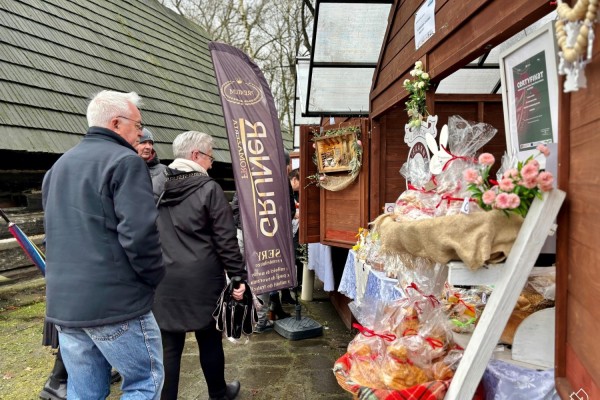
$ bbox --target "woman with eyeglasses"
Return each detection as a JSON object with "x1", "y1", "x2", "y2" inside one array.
[{"x1": 152, "y1": 131, "x2": 245, "y2": 400}]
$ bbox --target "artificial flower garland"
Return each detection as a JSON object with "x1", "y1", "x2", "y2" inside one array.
[{"x1": 403, "y1": 61, "x2": 431, "y2": 128}]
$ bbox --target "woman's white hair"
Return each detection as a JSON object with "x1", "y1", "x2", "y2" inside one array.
[
  {"x1": 173, "y1": 131, "x2": 214, "y2": 159},
  {"x1": 86, "y1": 90, "x2": 142, "y2": 128}
]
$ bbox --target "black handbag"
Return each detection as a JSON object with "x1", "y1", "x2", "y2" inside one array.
[{"x1": 213, "y1": 276, "x2": 261, "y2": 339}]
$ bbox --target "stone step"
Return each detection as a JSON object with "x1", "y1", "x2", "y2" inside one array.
[
  {"x1": 0, "y1": 208, "x2": 45, "y2": 240},
  {"x1": 0, "y1": 235, "x2": 45, "y2": 273},
  {"x1": 0, "y1": 265, "x2": 43, "y2": 287}
]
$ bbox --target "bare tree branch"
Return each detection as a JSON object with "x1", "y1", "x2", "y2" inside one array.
[{"x1": 168, "y1": 0, "x2": 314, "y2": 146}]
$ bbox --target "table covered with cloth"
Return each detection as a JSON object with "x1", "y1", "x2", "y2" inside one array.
[
  {"x1": 307, "y1": 243, "x2": 335, "y2": 291},
  {"x1": 339, "y1": 250, "x2": 403, "y2": 305},
  {"x1": 482, "y1": 359, "x2": 559, "y2": 399}
]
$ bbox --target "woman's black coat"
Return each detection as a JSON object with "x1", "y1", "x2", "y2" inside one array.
[{"x1": 153, "y1": 170, "x2": 247, "y2": 332}]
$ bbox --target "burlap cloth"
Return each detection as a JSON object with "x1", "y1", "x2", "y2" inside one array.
[{"x1": 372, "y1": 211, "x2": 523, "y2": 270}]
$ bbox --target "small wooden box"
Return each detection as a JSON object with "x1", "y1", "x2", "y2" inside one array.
[{"x1": 314, "y1": 131, "x2": 358, "y2": 173}]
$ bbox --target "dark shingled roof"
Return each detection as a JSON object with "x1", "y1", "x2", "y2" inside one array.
[{"x1": 0, "y1": 0, "x2": 238, "y2": 162}]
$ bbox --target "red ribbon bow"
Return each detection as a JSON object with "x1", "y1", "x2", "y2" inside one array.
[
  {"x1": 453, "y1": 292, "x2": 476, "y2": 315},
  {"x1": 440, "y1": 145, "x2": 476, "y2": 172},
  {"x1": 352, "y1": 323, "x2": 397, "y2": 342},
  {"x1": 406, "y1": 283, "x2": 440, "y2": 314},
  {"x1": 407, "y1": 184, "x2": 434, "y2": 193},
  {"x1": 425, "y1": 337, "x2": 444, "y2": 349}
]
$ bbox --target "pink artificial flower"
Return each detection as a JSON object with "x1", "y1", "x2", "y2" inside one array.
[
  {"x1": 521, "y1": 162, "x2": 539, "y2": 180},
  {"x1": 312, "y1": 143, "x2": 316, "y2": 149},
  {"x1": 482, "y1": 190, "x2": 496, "y2": 205},
  {"x1": 357, "y1": 140, "x2": 362, "y2": 147},
  {"x1": 495, "y1": 192, "x2": 511, "y2": 209},
  {"x1": 319, "y1": 175, "x2": 325, "y2": 181},
  {"x1": 478, "y1": 153, "x2": 495, "y2": 166},
  {"x1": 537, "y1": 171, "x2": 554, "y2": 192},
  {"x1": 521, "y1": 176, "x2": 538, "y2": 189},
  {"x1": 537, "y1": 144, "x2": 551, "y2": 157},
  {"x1": 463, "y1": 168, "x2": 479, "y2": 184},
  {"x1": 503, "y1": 168, "x2": 519, "y2": 179},
  {"x1": 498, "y1": 178, "x2": 515, "y2": 192},
  {"x1": 507, "y1": 193, "x2": 521, "y2": 209},
  {"x1": 529, "y1": 159, "x2": 540, "y2": 169}
]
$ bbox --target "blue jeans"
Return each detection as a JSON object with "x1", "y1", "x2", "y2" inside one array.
[{"x1": 56, "y1": 311, "x2": 164, "y2": 399}]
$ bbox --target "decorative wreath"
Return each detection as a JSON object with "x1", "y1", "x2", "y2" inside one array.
[{"x1": 307, "y1": 126, "x2": 363, "y2": 191}]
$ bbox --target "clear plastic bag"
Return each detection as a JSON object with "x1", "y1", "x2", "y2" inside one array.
[
  {"x1": 400, "y1": 155, "x2": 432, "y2": 189},
  {"x1": 434, "y1": 115, "x2": 498, "y2": 208},
  {"x1": 347, "y1": 325, "x2": 396, "y2": 390},
  {"x1": 441, "y1": 283, "x2": 490, "y2": 333},
  {"x1": 393, "y1": 190, "x2": 439, "y2": 221}
]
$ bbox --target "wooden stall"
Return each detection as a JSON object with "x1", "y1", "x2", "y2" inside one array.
[
  {"x1": 369, "y1": 0, "x2": 600, "y2": 399},
  {"x1": 300, "y1": 0, "x2": 600, "y2": 397}
]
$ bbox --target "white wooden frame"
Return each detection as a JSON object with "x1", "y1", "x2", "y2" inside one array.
[
  {"x1": 445, "y1": 189, "x2": 565, "y2": 400},
  {"x1": 499, "y1": 21, "x2": 559, "y2": 163}
]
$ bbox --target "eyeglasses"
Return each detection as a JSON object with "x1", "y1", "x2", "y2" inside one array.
[
  {"x1": 194, "y1": 150, "x2": 215, "y2": 163},
  {"x1": 117, "y1": 116, "x2": 144, "y2": 131}
]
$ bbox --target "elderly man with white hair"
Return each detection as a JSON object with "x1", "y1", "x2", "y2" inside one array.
[{"x1": 42, "y1": 90, "x2": 165, "y2": 399}]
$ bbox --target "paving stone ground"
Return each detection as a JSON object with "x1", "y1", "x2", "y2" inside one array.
[
  {"x1": 175, "y1": 281, "x2": 355, "y2": 399},
  {"x1": 0, "y1": 278, "x2": 355, "y2": 400}
]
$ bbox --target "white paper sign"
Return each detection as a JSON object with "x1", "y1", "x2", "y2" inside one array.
[
  {"x1": 384, "y1": 203, "x2": 395, "y2": 213},
  {"x1": 415, "y1": 0, "x2": 436, "y2": 50},
  {"x1": 461, "y1": 196, "x2": 471, "y2": 214}
]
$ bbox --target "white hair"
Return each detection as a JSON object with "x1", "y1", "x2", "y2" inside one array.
[
  {"x1": 86, "y1": 90, "x2": 142, "y2": 128},
  {"x1": 172, "y1": 131, "x2": 214, "y2": 159}
]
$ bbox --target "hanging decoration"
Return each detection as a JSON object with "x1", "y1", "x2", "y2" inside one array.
[
  {"x1": 307, "y1": 126, "x2": 363, "y2": 191},
  {"x1": 555, "y1": 0, "x2": 598, "y2": 92},
  {"x1": 403, "y1": 61, "x2": 431, "y2": 127}
]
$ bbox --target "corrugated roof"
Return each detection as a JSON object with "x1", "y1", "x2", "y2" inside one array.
[{"x1": 0, "y1": 0, "x2": 241, "y2": 161}]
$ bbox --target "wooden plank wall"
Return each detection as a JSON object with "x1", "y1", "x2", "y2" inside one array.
[
  {"x1": 369, "y1": 108, "x2": 407, "y2": 221},
  {"x1": 555, "y1": 34, "x2": 600, "y2": 398},
  {"x1": 299, "y1": 125, "x2": 321, "y2": 244},
  {"x1": 434, "y1": 95, "x2": 506, "y2": 178},
  {"x1": 371, "y1": 0, "x2": 553, "y2": 118}
]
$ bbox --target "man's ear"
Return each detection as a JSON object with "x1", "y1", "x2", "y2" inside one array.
[{"x1": 109, "y1": 116, "x2": 120, "y2": 132}]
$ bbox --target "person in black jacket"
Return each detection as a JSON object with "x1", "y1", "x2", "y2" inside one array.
[
  {"x1": 152, "y1": 130, "x2": 246, "y2": 400},
  {"x1": 42, "y1": 90, "x2": 165, "y2": 399}
]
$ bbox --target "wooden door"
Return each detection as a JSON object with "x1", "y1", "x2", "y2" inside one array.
[{"x1": 299, "y1": 119, "x2": 371, "y2": 247}]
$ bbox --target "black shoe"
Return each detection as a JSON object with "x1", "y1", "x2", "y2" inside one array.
[
  {"x1": 280, "y1": 289, "x2": 295, "y2": 305},
  {"x1": 253, "y1": 320, "x2": 274, "y2": 333},
  {"x1": 209, "y1": 380, "x2": 241, "y2": 400},
  {"x1": 280, "y1": 294, "x2": 296, "y2": 305},
  {"x1": 39, "y1": 377, "x2": 67, "y2": 400},
  {"x1": 110, "y1": 370, "x2": 122, "y2": 384},
  {"x1": 273, "y1": 302, "x2": 291, "y2": 319}
]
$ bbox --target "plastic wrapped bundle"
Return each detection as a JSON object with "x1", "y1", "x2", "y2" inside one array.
[{"x1": 433, "y1": 116, "x2": 497, "y2": 215}]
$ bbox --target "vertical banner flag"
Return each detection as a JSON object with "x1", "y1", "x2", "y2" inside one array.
[{"x1": 210, "y1": 42, "x2": 296, "y2": 295}]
